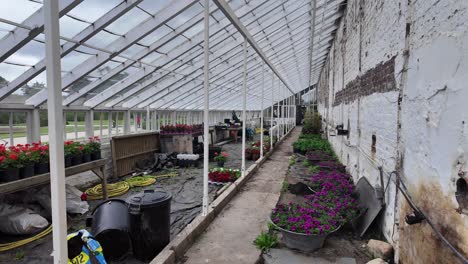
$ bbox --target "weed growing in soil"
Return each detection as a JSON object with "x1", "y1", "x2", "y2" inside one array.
[
  {"x1": 289, "y1": 156, "x2": 295, "y2": 166},
  {"x1": 15, "y1": 251, "x2": 24, "y2": 261},
  {"x1": 281, "y1": 181, "x2": 289, "y2": 192},
  {"x1": 308, "y1": 165, "x2": 319, "y2": 174},
  {"x1": 303, "y1": 159, "x2": 311, "y2": 167},
  {"x1": 254, "y1": 231, "x2": 278, "y2": 252}
]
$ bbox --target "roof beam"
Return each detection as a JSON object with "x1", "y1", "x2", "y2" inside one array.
[
  {"x1": 26, "y1": 0, "x2": 199, "y2": 107},
  {"x1": 85, "y1": 0, "x2": 278, "y2": 108},
  {"x1": 0, "y1": 0, "x2": 143, "y2": 101},
  {"x1": 213, "y1": 0, "x2": 295, "y2": 94},
  {"x1": 0, "y1": 0, "x2": 82, "y2": 63}
]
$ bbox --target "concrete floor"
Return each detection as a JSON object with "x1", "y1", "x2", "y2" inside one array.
[{"x1": 180, "y1": 128, "x2": 300, "y2": 264}]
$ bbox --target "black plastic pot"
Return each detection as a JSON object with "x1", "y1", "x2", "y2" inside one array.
[
  {"x1": 126, "y1": 189, "x2": 172, "y2": 261},
  {"x1": 35, "y1": 162, "x2": 50, "y2": 175},
  {"x1": 1, "y1": 168, "x2": 20, "y2": 183},
  {"x1": 217, "y1": 161, "x2": 225, "y2": 167},
  {"x1": 71, "y1": 155, "x2": 83, "y2": 166},
  {"x1": 91, "y1": 151, "x2": 101, "y2": 161},
  {"x1": 87, "y1": 199, "x2": 131, "y2": 261},
  {"x1": 20, "y1": 165, "x2": 35, "y2": 179},
  {"x1": 65, "y1": 156, "x2": 72, "y2": 167},
  {"x1": 82, "y1": 153, "x2": 91, "y2": 163},
  {"x1": 209, "y1": 146, "x2": 222, "y2": 161}
]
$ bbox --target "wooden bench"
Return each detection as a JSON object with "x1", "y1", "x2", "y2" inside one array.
[{"x1": 0, "y1": 159, "x2": 108, "y2": 199}]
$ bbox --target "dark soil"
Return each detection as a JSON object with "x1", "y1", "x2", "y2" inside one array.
[{"x1": 0, "y1": 139, "x2": 256, "y2": 264}]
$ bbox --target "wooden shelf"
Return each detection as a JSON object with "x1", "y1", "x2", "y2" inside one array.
[{"x1": 0, "y1": 159, "x2": 107, "y2": 195}]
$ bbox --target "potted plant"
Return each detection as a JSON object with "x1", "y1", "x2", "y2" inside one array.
[
  {"x1": 19, "y1": 144, "x2": 36, "y2": 178},
  {"x1": 64, "y1": 140, "x2": 74, "y2": 167},
  {"x1": 82, "y1": 143, "x2": 93, "y2": 163},
  {"x1": 0, "y1": 151, "x2": 22, "y2": 182},
  {"x1": 35, "y1": 143, "x2": 49, "y2": 174},
  {"x1": 245, "y1": 148, "x2": 252, "y2": 160},
  {"x1": 208, "y1": 168, "x2": 241, "y2": 183},
  {"x1": 251, "y1": 146, "x2": 260, "y2": 160},
  {"x1": 71, "y1": 142, "x2": 84, "y2": 166},
  {"x1": 88, "y1": 136, "x2": 101, "y2": 160},
  {"x1": 214, "y1": 152, "x2": 228, "y2": 167},
  {"x1": 270, "y1": 202, "x2": 342, "y2": 252}
]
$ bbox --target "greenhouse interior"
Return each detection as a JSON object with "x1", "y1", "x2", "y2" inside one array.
[{"x1": 0, "y1": 0, "x2": 467, "y2": 263}]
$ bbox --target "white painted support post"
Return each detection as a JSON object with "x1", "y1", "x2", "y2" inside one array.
[
  {"x1": 8, "y1": 112, "x2": 13, "y2": 146},
  {"x1": 276, "y1": 80, "x2": 280, "y2": 141},
  {"x1": 63, "y1": 112, "x2": 67, "y2": 140},
  {"x1": 107, "y1": 112, "x2": 112, "y2": 138},
  {"x1": 116, "y1": 112, "x2": 120, "y2": 135},
  {"x1": 85, "y1": 110, "x2": 94, "y2": 139},
  {"x1": 44, "y1": 0, "x2": 68, "y2": 261},
  {"x1": 241, "y1": 39, "x2": 247, "y2": 177},
  {"x1": 260, "y1": 64, "x2": 265, "y2": 158},
  {"x1": 99, "y1": 112, "x2": 103, "y2": 139},
  {"x1": 73, "y1": 112, "x2": 78, "y2": 139},
  {"x1": 28, "y1": 108, "x2": 41, "y2": 143},
  {"x1": 270, "y1": 74, "x2": 274, "y2": 147},
  {"x1": 133, "y1": 112, "x2": 137, "y2": 132},
  {"x1": 202, "y1": 0, "x2": 209, "y2": 217},
  {"x1": 124, "y1": 111, "x2": 130, "y2": 134}
]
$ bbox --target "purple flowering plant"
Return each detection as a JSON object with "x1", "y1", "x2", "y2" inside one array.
[
  {"x1": 271, "y1": 202, "x2": 341, "y2": 235},
  {"x1": 308, "y1": 171, "x2": 353, "y2": 194},
  {"x1": 317, "y1": 160, "x2": 346, "y2": 172}
]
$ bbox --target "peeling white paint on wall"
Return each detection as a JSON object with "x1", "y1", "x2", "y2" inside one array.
[{"x1": 317, "y1": 0, "x2": 468, "y2": 262}]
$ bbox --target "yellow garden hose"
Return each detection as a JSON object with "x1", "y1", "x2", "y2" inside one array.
[
  {"x1": 85, "y1": 181, "x2": 130, "y2": 200},
  {"x1": 0, "y1": 225, "x2": 53, "y2": 252},
  {"x1": 0, "y1": 172, "x2": 179, "y2": 252},
  {"x1": 84, "y1": 172, "x2": 179, "y2": 200}
]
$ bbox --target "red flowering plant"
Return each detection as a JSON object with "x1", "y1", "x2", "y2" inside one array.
[
  {"x1": 250, "y1": 146, "x2": 260, "y2": 155},
  {"x1": 208, "y1": 168, "x2": 241, "y2": 183},
  {"x1": 0, "y1": 151, "x2": 23, "y2": 169},
  {"x1": 88, "y1": 136, "x2": 101, "y2": 153},
  {"x1": 64, "y1": 140, "x2": 83, "y2": 157},
  {"x1": 213, "y1": 152, "x2": 229, "y2": 163}
]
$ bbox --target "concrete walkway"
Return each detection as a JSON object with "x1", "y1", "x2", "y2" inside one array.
[{"x1": 180, "y1": 128, "x2": 300, "y2": 264}]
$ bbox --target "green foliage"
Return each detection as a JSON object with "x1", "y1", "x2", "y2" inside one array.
[
  {"x1": 289, "y1": 156, "x2": 295, "y2": 166},
  {"x1": 14, "y1": 251, "x2": 24, "y2": 261},
  {"x1": 281, "y1": 181, "x2": 289, "y2": 192},
  {"x1": 302, "y1": 111, "x2": 321, "y2": 134},
  {"x1": 303, "y1": 159, "x2": 311, "y2": 167},
  {"x1": 308, "y1": 165, "x2": 320, "y2": 174},
  {"x1": 293, "y1": 137, "x2": 332, "y2": 154},
  {"x1": 253, "y1": 231, "x2": 278, "y2": 252}
]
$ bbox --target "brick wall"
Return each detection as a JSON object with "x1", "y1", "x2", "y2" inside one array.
[{"x1": 332, "y1": 57, "x2": 396, "y2": 106}]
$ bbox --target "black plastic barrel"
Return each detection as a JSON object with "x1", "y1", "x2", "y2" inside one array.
[
  {"x1": 126, "y1": 189, "x2": 172, "y2": 261},
  {"x1": 87, "y1": 199, "x2": 131, "y2": 261}
]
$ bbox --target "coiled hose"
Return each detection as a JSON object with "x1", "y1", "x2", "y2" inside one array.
[{"x1": 0, "y1": 172, "x2": 179, "y2": 251}]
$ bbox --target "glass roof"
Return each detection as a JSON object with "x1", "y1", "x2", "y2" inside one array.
[{"x1": 0, "y1": 0, "x2": 345, "y2": 110}]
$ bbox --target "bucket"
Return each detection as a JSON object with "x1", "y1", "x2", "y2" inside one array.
[
  {"x1": 126, "y1": 189, "x2": 172, "y2": 261},
  {"x1": 87, "y1": 199, "x2": 130, "y2": 260}
]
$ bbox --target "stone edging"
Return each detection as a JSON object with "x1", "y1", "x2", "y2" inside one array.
[{"x1": 150, "y1": 128, "x2": 295, "y2": 264}]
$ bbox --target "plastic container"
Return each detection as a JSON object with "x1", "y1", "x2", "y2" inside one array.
[
  {"x1": 126, "y1": 189, "x2": 172, "y2": 261},
  {"x1": 86, "y1": 199, "x2": 130, "y2": 261},
  {"x1": 177, "y1": 154, "x2": 199, "y2": 167}
]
